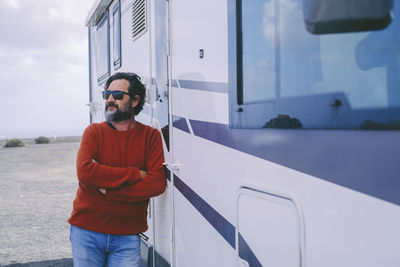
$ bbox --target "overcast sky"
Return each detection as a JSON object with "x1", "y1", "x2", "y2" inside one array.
[{"x1": 0, "y1": 0, "x2": 95, "y2": 139}]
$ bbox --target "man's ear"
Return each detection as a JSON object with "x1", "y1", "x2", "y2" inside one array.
[{"x1": 131, "y1": 95, "x2": 140, "y2": 108}]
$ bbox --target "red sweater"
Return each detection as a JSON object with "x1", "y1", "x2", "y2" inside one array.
[{"x1": 68, "y1": 121, "x2": 166, "y2": 235}]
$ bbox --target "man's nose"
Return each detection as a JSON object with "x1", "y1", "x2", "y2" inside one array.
[
  {"x1": 105, "y1": 96, "x2": 116, "y2": 108},
  {"x1": 106, "y1": 94, "x2": 115, "y2": 102}
]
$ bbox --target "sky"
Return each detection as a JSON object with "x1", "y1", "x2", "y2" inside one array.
[{"x1": 0, "y1": 0, "x2": 95, "y2": 139}]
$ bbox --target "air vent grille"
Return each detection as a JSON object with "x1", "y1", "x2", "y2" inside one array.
[{"x1": 132, "y1": 0, "x2": 147, "y2": 41}]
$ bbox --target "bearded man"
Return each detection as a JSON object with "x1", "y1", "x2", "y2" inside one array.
[{"x1": 68, "y1": 72, "x2": 166, "y2": 266}]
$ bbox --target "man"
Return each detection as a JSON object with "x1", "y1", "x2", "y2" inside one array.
[{"x1": 68, "y1": 72, "x2": 166, "y2": 266}]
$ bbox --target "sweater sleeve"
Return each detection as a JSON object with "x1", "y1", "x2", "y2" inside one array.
[
  {"x1": 76, "y1": 125, "x2": 142, "y2": 189},
  {"x1": 106, "y1": 129, "x2": 167, "y2": 202}
]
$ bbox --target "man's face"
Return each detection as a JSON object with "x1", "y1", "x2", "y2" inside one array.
[{"x1": 104, "y1": 79, "x2": 139, "y2": 122}]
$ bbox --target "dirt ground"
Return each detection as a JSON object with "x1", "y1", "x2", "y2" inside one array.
[{"x1": 0, "y1": 139, "x2": 81, "y2": 266}]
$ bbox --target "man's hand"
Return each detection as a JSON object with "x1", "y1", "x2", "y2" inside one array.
[
  {"x1": 98, "y1": 170, "x2": 146, "y2": 194},
  {"x1": 139, "y1": 170, "x2": 147, "y2": 179}
]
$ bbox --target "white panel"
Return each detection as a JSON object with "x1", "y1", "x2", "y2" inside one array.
[
  {"x1": 237, "y1": 189, "x2": 300, "y2": 266},
  {"x1": 153, "y1": 180, "x2": 172, "y2": 265},
  {"x1": 170, "y1": 0, "x2": 228, "y2": 82},
  {"x1": 135, "y1": 111, "x2": 151, "y2": 126},
  {"x1": 172, "y1": 87, "x2": 229, "y2": 124},
  {"x1": 118, "y1": 0, "x2": 150, "y2": 76},
  {"x1": 174, "y1": 189, "x2": 235, "y2": 267}
]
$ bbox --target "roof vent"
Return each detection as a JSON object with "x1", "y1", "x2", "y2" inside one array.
[{"x1": 132, "y1": 0, "x2": 147, "y2": 41}]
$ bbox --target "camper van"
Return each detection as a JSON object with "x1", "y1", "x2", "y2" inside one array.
[{"x1": 85, "y1": 0, "x2": 400, "y2": 266}]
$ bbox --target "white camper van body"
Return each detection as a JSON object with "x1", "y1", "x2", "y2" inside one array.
[{"x1": 85, "y1": 0, "x2": 400, "y2": 266}]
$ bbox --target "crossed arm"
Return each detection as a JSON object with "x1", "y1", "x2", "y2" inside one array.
[
  {"x1": 76, "y1": 126, "x2": 166, "y2": 203},
  {"x1": 97, "y1": 169, "x2": 147, "y2": 194}
]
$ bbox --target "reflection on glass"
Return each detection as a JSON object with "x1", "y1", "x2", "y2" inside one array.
[
  {"x1": 95, "y1": 13, "x2": 110, "y2": 84},
  {"x1": 242, "y1": 0, "x2": 276, "y2": 103},
  {"x1": 113, "y1": 3, "x2": 121, "y2": 69},
  {"x1": 263, "y1": 114, "x2": 302, "y2": 129},
  {"x1": 239, "y1": 0, "x2": 400, "y2": 129}
]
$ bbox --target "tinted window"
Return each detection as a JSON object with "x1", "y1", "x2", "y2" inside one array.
[
  {"x1": 113, "y1": 1, "x2": 121, "y2": 70},
  {"x1": 241, "y1": 0, "x2": 276, "y2": 103},
  {"x1": 236, "y1": 0, "x2": 400, "y2": 129},
  {"x1": 95, "y1": 12, "x2": 110, "y2": 85}
]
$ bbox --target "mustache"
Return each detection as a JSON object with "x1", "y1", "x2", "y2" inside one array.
[{"x1": 106, "y1": 102, "x2": 118, "y2": 109}]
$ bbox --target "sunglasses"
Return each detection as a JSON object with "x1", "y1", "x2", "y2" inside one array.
[{"x1": 102, "y1": 90, "x2": 130, "y2": 100}]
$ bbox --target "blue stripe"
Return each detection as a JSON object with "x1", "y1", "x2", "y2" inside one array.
[
  {"x1": 154, "y1": 249, "x2": 170, "y2": 267},
  {"x1": 172, "y1": 115, "x2": 190, "y2": 133},
  {"x1": 173, "y1": 174, "x2": 236, "y2": 248},
  {"x1": 238, "y1": 233, "x2": 262, "y2": 267},
  {"x1": 172, "y1": 79, "x2": 179, "y2": 87},
  {"x1": 189, "y1": 119, "x2": 400, "y2": 206},
  {"x1": 189, "y1": 119, "x2": 236, "y2": 148},
  {"x1": 173, "y1": 174, "x2": 263, "y2": 264},
  {"x1": 177, "y1": 79, "x2": 228, "y2": 93}
]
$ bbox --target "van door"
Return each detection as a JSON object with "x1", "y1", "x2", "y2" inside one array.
[{"x1": 150, "y1": 0, "x2": 173, "y2": 266}]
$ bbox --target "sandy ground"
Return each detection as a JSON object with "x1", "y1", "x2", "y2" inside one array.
[{"x1": 0, "y1": 139, "x2": 81, "y2": 266}]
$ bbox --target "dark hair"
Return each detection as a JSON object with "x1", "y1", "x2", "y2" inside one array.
[{"x1": 104, "y1": 72, "x2": 146, "y2": 115}]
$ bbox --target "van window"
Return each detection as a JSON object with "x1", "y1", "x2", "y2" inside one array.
[
  {"x1": 230, "y1": 0, "x2": 400, "y2": 130},
  {"x1": 95, "y1": 12, "x2": 110, "y2": 85},
  {"x1": 113, "y1": 1, "x2": 121, "y2": 70},
  {"x1": 240, "y1": 0, "x2": 276, "y2": 104}
]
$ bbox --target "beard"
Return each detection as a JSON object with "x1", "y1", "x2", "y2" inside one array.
[{"x1": 105, "y1": 101, "x2": 133, "y2": 123}]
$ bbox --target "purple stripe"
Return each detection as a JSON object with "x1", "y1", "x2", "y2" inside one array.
[
  {"x1": 173, "y1": 174, "x2": 236, "y2": 248},
  {"x1": 238, "y1": 233, "x2": 262, "y2": 267},
  {"x1": 173, "y1": 115, "x2": 190, "y2": 133},
  {"x1": 173, "y1": 173, "x2": 263, "y2": 264},
  {"x1": 189, "y1": 119, "x2": 400, "y2": 206}
]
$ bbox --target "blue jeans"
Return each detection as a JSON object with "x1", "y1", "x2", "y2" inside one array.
[{"x1": 70, "y1": 225, "x2": 141, "y2": 267}]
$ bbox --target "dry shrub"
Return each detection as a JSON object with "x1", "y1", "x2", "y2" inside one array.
[{"x1": 4, "y1": 139, "x2": 25, "y2": 148}]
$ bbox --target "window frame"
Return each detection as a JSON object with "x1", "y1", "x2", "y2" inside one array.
[
  {"x1": 113, "y1": 0, "x2": 122, "y2": 70},
  {"x1": 229, "y1": 0, "x2": 400, "y2": 130},
  {"x1": 229, "y1": 0, "x2": 278, "y2": 129},
  {"x1": 95, "y1": 11, "x2": 111, "y2": 85}
]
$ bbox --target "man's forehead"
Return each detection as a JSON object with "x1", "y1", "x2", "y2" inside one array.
[{"x1": 108, "y1": 79, "x2": 129, "y2": 91}]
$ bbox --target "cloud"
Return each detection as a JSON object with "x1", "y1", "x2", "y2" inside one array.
[
  {"x1": 1, "y1": 0, "x2": 22, "y2": 11},
  {"x1": 0, "y1": 0, "x2": 95, "y2": 138},
  {"x1": 0, "y1": 0, "x2": 88, "y2": 49}
]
